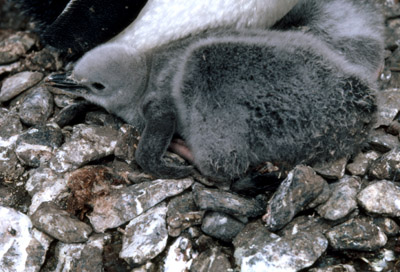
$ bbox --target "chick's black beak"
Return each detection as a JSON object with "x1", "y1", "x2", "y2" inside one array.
[{"x1": 46, "y1": 72, "x2": 87, "y2": 92}]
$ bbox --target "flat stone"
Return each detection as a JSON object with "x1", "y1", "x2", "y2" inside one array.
[
  {"x1": 264, "y1": 165, "x2": 327, "y2": 231},
  {"x1": 193, "y1": 184, "x2": 266, "y2": 218},
  {"x1": 52, "y1": 101, "x2": 92, "y2": 127},
  {"x1": 18, "y1": 86, "x2": 54, "y2": 126},
  {"x1": 120, "y1": 203, "x2": 168, "y2": 265},
  {"x1": 374, "y1": 88, "x2": 400, "y2": 128},
  {"x1": 316, "y1": 176, "x2": 361, "y2": 221},
  {"x1": 279, "y1": 215, "x2": 331, "y2": 237},
  {"x1": 240, "y1": 231, "x2": 328, "y2": 272},
  {"x1": 114, "y1": 124, "x2": 140, "y2": 162},
  {"x1": 30, "y1": 202, "x2": 92, "y2": 243},
  {"x1": 49, "y1": 124, "x2": 119, "y2": 173},
  {"x1": 0, "y1": 71, "x2": 43, "y2": 102},
  {"x1": 0, "y1": 108, "x2": 23, "y2": 138},
  {"x1": 201, "y1": 211, "x2": 245, "y2": 242},
  {"x1": 88, "y1": 178, "x2": 194, "y2": 232},
  {"x1": 0, "y1": 32, "x2": 37, "y2": 64},
  {"x1": 357, "y1": 180, "x2": 400, "y2": 216},
  {"x1": 369, "y1": 148, "x2": 400, "y2": 180},
  {"x1": 0, "y1": 206, "x2": 52, "y2": 272},
  {"x1": 15, "y1": 125, "x2": 63, "y2": 167},
  {"x1": 368, "y1": 129, "x2": 399, "y2": 153},
  {"x1": 190, "y1": 247, "x2": 232, "y2": 272},
  {"x1": 163, "y1": 236, "x2": 195, "y2": 272},
  {"x1": 346, "y1": 151, "x2": 380, "y2": 176},
  {"x1": 326, "y1": 218, "x2": 387, "y2": 251},
  {"x1": 314, "y1": 157, "x2": 347, "y2": 180}
]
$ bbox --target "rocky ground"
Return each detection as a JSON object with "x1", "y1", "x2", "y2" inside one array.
[{"x1": 1, "y1": 0, "x2": 400, "y2": 271}]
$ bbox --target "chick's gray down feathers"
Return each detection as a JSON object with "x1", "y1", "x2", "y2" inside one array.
[{"x1": 51, "y1": 0, "x2": 384, "y2": 181}]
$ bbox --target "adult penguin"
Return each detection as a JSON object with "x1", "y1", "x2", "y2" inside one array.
[{"x1": 15, "y1": 0, "x2": 298, "y2": 56}]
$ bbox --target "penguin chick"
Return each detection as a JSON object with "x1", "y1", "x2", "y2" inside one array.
[
  {"x1": 48, "y1": 31, "x2": 379, "y2": 180},
  {"x1": 15, "y1": 0, "x2": 298, "y2": 56},
  {"x1": 15, "y1": 0, "x2": 148, "y2": 54}
]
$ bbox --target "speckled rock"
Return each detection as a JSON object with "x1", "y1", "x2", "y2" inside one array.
[
  {"x1": 309, "y1": 264, "x2": 356, "y2": 272},
  {"x1": 279, "y1": 215, "x2": 331, "y2": 237},
  {"x1": 25, "y1": 168, "x2": 68, "y2": 214},
  {"x1": 18, "y1": 86, "x2": 53, "y2": 126},
  {"x1": 372, "y1": 217, "x2": 400, "y2": 237},
  {"x1": 239, "y1": 231, "x2": 328, "y2": 272},
  {"x1": 201, "y1": 211, "x2": 245, "y2": 242},
  {"x1": 193, "y1": 184, "x2": 266, "y2": 218},
  {"x1": 368, "y1": 129, "x2": 399, "y2": 152},
  {"x1": 88, "y1": 178, "x2": 194, "y2": 232},
  {"x1": 53, "y1": 234, "x2": 110, "y2": 272},
  {"x1": 374, "y1": 88, "x2": 400, "y2": 128},
  {"x1": 369, "y1": 148, "x2": 400, "y2": 180},
  {"x1": 0, "y1": 108, "x2": 23, "y2": 138},
  {"x1": 264, "y1": 165, "x2": 328, "y2": 231},
  {"x1": 0, "y1": 32, "x2": 37, "y2": 64},
  {"x1": 0, "y1": 206, "x2": 52, "y2": 272},
  {"x1": 314, "y1": 157, "x2": 347, "y2": 180},
  {"x1": 326, "y1": 218, "x2": 387, "y2": 251},
  {"x1": 0, "y1": 71, "x2": 43, "y2": 102},
  {"x1": 190, "y1": 247, "x2": 232, "y2": 272},
  {"x1": 15, "y1": 125, "x2": 63, "y2": 167},
  {"x1": 85, "y1": 110, "x2": 124, "y2": 129},
  {"x1": 346, "y1": 151, "x2": 380, "y2": 176},
  {"x1": 0, "y1": 134, "x2": 24, "y2": 182},
  {"x1": 49, "y1": 124, "x2": 119, "y2": 173},
  {"x1": 115, "y1": 124, "x2": 140, "y2": 162},
  {"x1": 163, "y1": 236, "x2": 195, "y2": 272},
  {"x1": 316, "y1": 176, "x2": 361, "y2": 221},
  {"x1": 120, "y1": 203, "x2": 168, "y2": 266},
  {"x1": 357, "y1": 180, "x2": 400, "y2": 216},
  {"x1": 30, "y1": 201, "x2": 92, "y2": 243}
]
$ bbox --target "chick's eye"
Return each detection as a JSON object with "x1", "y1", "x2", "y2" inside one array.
[{"x1": 91, "y1": 82, "x2": 105, "y2": 90}]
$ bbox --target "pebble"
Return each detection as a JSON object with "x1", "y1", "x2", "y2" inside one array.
[
  {"x1": 163, "y1": 236, "x2": 196, "y2": 272},
  {"x1": 115, "y1": 124, "x2": 140, "y2": 162},
  {"x1": 18, "y1": 85, "x2": 53, "y2": 126},
  {"x1": 120, "y1": 203, "x2": 168, "y2": 265},
  {"x1": 369, "y1": 148, "x2": 400, "y2": 180},
  {"x1": 314, "y1": 157, "x2": 347, "y2": 180},
  {"x1": 372, "y1": 217, "x2": 400, "y2": 237},
  {"x1": 49, "y1": 124, "x2": 119, "y2": 173},
  {"x1": 368, "y1": 129, "x2": 399, "y2": 152},
  {"x1": 357, "y1": 180, "x2": 400, "y2": 216},
  {"x1": 0, "y1": 206, "x2": 52, "y2": 272},
  {"x1": 264, "y1": 165, "x2": 328, "y2": 231},
  {"x1": 0, "y1": 71, "x2": 43, "y2": 102},
  {"x1": 346, "y1": 151, "x2": 380, "y2": 176},
  {"x1": 0, "y1": 134, "x2": 24, "y2": 182},
  {"x1": 52, "y1": 101, "x2": 91, "y2": 127},
  {"x1": 193, "y1": 184, "x2": 266, "y2": 218},
  {"x1": 326, "y1": 218, "x2": 387, "y2": 251},
  {"x1": 30, "y1": 201, "x2": 92, "y2": 243},
  {"x1": 309, "y1": 264, "x2": 356, "y2": 272},
  {"x1": 279, "y1": 215, "x2": 331, "y2": 237},
  {"x1": 0, "y1": 108, "x2": 23, "y2": 138},
  {"x1": 15, "y1": 124, "x2": 63, "y2": 167},
  {"x1": 201, "y1": 211, "x2": 245, "y2": 242},
  {"x1": 316, "y1": 176, "x2": 361, "y2": 221},
  {"x1": 88, "y1": 178, "x2": 194, "y2": 232},
  {"x1": 240, "y1": 231, "x2": 328, "y2": 272},
  {"x1": 0, "y1": 32, "x2": 37, "y2": 64},
  {"x1": 374, "y1": 88, "x2": 400, "y2": 128},
  {"x1": 190, "y1": 247, "x2": 232, "y2": 272}
]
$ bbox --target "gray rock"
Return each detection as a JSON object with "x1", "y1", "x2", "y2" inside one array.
[
  {"x1": 0, "y1": 71, "x2": 43, "y2": 102},
  {"x1": 18, "y1": 86, "x2": 54, "y2": 126},
  {"x1": 368, "y1": 129, "x2": 399, "y2": 153},
  {"x1": 264, "y1": 165, "x2": 327, "y2": 231},
  {"x1": 0, "y1": 32, "x2": 37, "y2": 64},
  {"x1": 369, "y1": 148, "x2": 400, "y2": 180},
  {"x1": 314, "y1": 157, "x2": 347, "y2": 180},
  {"x1": 163, "y1": 236, "x2": 195, "y2": 272},
  {"x1": 52, "y1": 101, "x2": 91, "y2": 127},
  {"x1": 240, "y1": 231, "x2": 328, "y2": 272},
  {"x1": 346, "y1": 151, "x2": 380, "y2": 176},
  {"x1": 15, "y1": 125, "x2": 63, "y2": 167},
  {"x1": 193, "y1": 184, "x2": 266, "y2": 218},
  {"x1": 115, "y1": 124, "x2": 140, "y2": 162},
  {"x1": 49, "y1": 124, "x2": 119, "y2": 173},
  {"x1": 0, "y1": 134, "x2": 24, "y2": 182},
  {"x1": 316, "y1": 176, "x2": 361, "y2": 221},
  {"x1": 307, "y1": 180, "x2": 332, "y2": 209},
  {"x1": 120, "y1": 203, "x2": 168, "y2": 265},
  {"x1": 309, "y1": 264, "x2": 356, "y2": 272},
  {"x1": 279, "y1": 215, "x2": 331, "y2": 237},
  {"x1": 326, "y1": 218, "x2": 387, "y2": 251},
  {"x1": 0, "y1": 108, "x2": 23, "y2": 138},
  {"x1": 374, "y1": 88, "x2": 400, "y2": 128},
  {"x1": 201, "y1": 211, "x2": 245, "y2": 242},
  {"x1": 53, "y1": 94, "x2": 80, "y2": 108},
  {"x1": 85, "y1": 110, "x2": 124, "y2": 129},
  {"x1": 0, "y1": 206, "x2": 52, "y2": 272},
  {"x1": 0, "y1": 186, "x2": 19, "y2": 207},
  {"x1": 372, "y1": 217, "x2": 400, "y2": 237},
  {"x1": 88, "y1": 178, "x2": 193, "y2": 232},
  {"x1": 190, "y1": 247, "x2": 232, "y2": 272},
  {"x1": 30, "y1": 202, "x2": 92, "y2": 243},
  {"x1": 25, "y1": 168, "x2": 68, "y2": 214},
  {"x1": 53, "y1": 234, "x2": 110, "y2": 272},
  {"x1": 357, "y1": 180, "x2": 400, "y2": 216}
]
